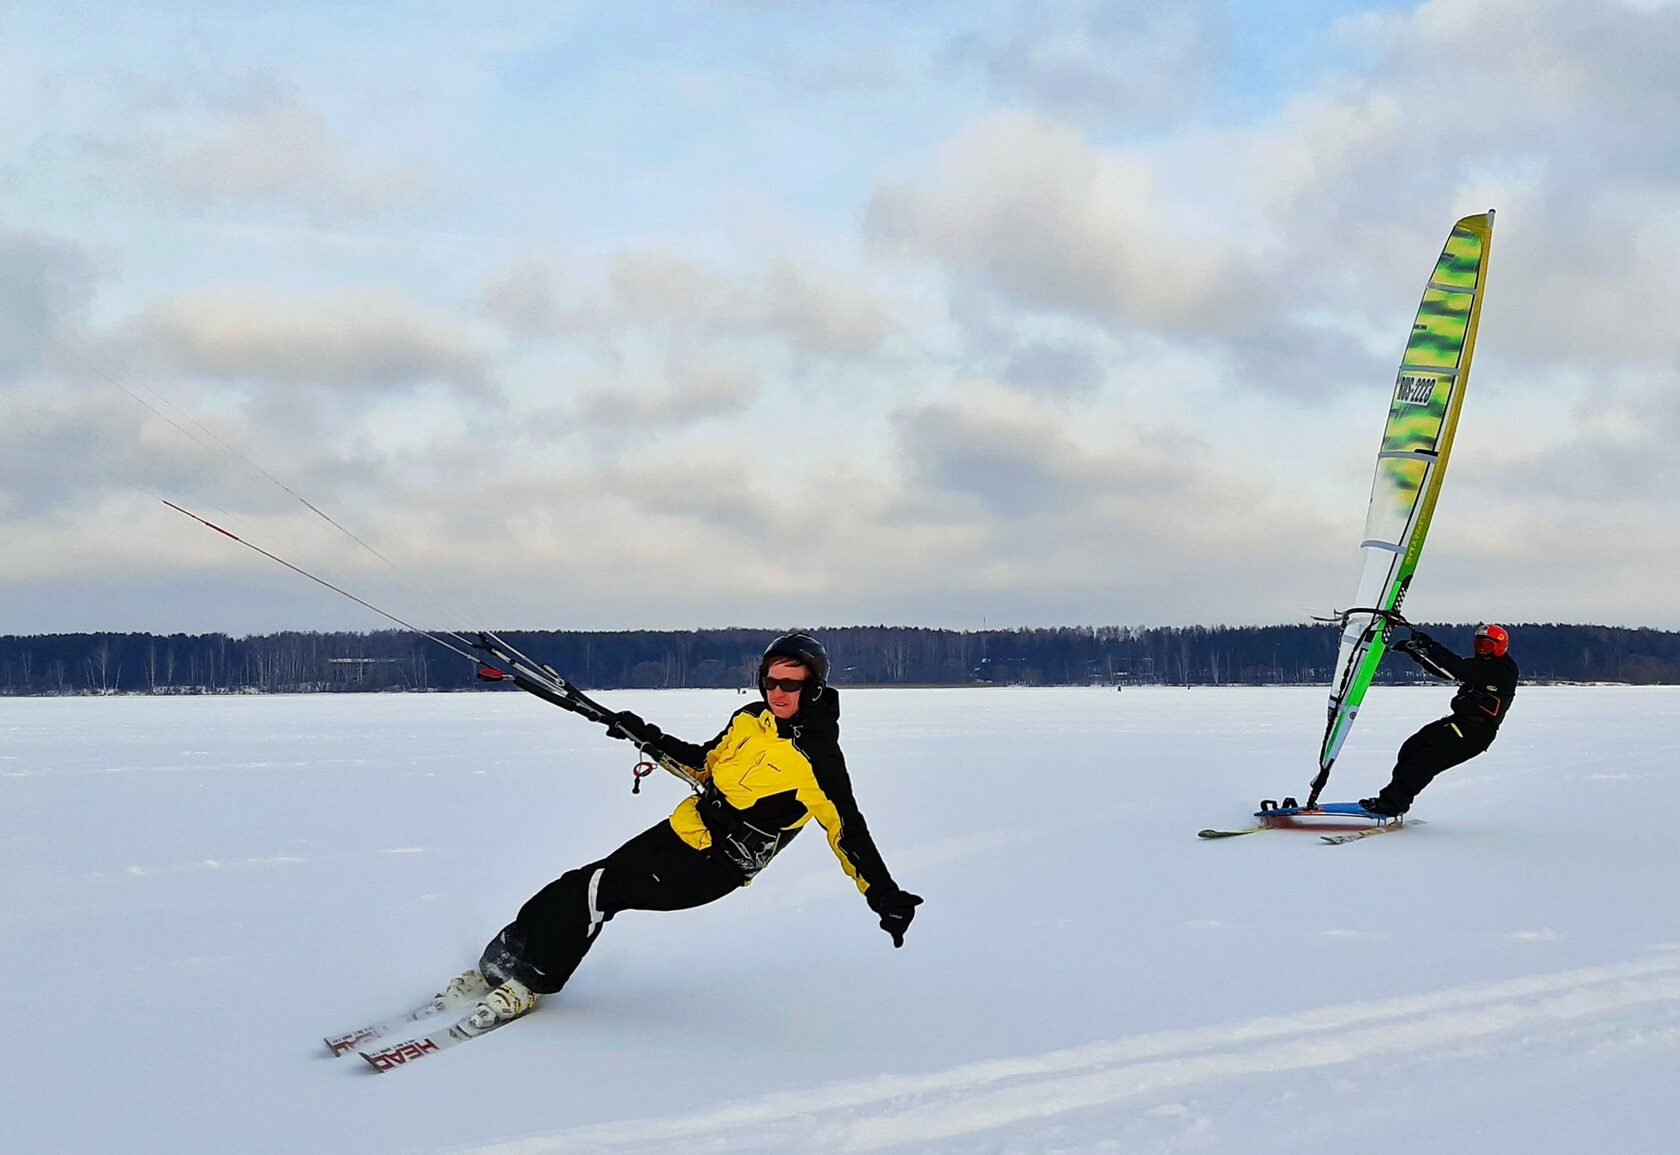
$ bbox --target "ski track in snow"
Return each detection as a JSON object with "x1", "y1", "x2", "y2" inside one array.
[{"x1": 450, "y1": 952, "x2": 1680, "y2": 1155}]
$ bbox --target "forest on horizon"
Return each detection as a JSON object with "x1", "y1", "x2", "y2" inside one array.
[{"x1": 4, "y1": 622, "x2": 1679, "y2": 695}]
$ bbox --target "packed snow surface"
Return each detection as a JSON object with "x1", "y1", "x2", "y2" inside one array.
[{"x1": 3, "y1": 685, "x2": 1677, "y2": 1153}]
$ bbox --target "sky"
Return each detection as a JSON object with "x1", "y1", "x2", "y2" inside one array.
[{"x1": 3, "y1": 0, "x2": 1679, "y2": 635}]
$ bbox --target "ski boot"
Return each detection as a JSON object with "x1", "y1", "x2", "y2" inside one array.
[
  {"x1": 1359, "y1": 796, "x2": 1407, "y2": 818},
  {"x1": 468, "y1": 978, "x2": 539, "y2": 1030},
  {"x1": 442, "y1": 970, "x2": 491, "y2": 1001}
]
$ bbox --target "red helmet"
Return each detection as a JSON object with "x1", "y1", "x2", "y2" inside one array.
[{"x1": 1473, "y1": 623, "x2": 1509, "y2": 658}]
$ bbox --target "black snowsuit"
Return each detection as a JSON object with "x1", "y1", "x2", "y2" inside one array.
[
  {"x1": 1375, "y1": 635, "x2": 1518, "y2": 812},
  {"x1": 479, "y1": 685, "x2": 904, "y2": 995}
]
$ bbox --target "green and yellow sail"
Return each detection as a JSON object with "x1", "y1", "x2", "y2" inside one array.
[{"x1": 1310, "y1": 211, "x2": 1495, "y2": 805}]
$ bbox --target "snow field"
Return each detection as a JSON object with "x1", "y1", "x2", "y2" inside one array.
[{"x1": 2, "y1": 685, "x2": 1676, "y2": 1153}]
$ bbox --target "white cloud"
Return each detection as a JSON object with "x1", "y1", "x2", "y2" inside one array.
[
  {"x1": 574, "y1": 360, "x2": 761, "y2": 432},
  {"x1": 482, "y1": 260, "x2": 569, "y2": 341},
  {"x1": 10, "y1": 60, "x2": 430, "y2": 228},
  {"x1": 867, "y1": 111, "x2": 1253, "y2": 331},
  {"x1": 485, "y1": 248, "x2": 897, "y2": 358},
  {"x1": 895, "y1": 387, "x2": 1110, "y2": 517},
  {"x1": 0, "y1": 230, "x2": 104, "y2": 383},
  {"x1": 160, "y1": 100, "x2": 427, "y2": 219},
  {"x1": 950, "y1": 0, "x2": 1214, "y2": 126},
  {"x1": 124, "y1": 287, "x2": 492, "y2": 397},
  {"x1": 1000, "y1": 338, "x2": 1106, "y2": 396},
  {"x1": 871, "y1": 0, "x2": 1680, "y2": 393}
]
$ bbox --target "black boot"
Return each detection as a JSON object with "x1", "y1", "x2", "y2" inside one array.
[{"x1": 1359, "y1": 795, "x2": 1407, "y2": 817}]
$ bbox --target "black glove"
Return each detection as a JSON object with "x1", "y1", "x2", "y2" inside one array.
[
  {"x1": 866, "y1": 886, "x2": 923, "y2": 948},
  {"x1": 1393, "y1": 629, "x2": 1432, "y2": 656},
  {"x1": 605, "y1": 710, "x2": 654, "y2": 742}
]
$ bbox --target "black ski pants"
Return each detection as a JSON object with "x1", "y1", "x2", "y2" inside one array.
[
  {"x1": 481, "y1": 819, "x2": 743, "y2": 995},
  {"x1": 1378, "y1": 716, "x2": 1494, "y2": 810}
]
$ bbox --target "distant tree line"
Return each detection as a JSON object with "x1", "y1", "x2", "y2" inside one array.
[{"x1": 2, "y1": 623, "x2": 1679, "y2": 695}]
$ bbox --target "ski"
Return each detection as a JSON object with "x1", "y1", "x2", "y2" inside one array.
[
  {"x1": 1199, "y1": 803, "x2": 1419, "y2": 841},
  {"x1": 324, "y1": 972, "x2": 490, "y2": 1057},
  {"x1": 1322, "y1": 822, "x2": 1408, "y2": 845},
  {"x1": 358, "y1": 1006, "x2": 527, "y2": 1072}
]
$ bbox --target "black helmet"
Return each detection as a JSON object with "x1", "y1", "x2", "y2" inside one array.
[{"x1": 759, "y1": 631, "x2": 829, "y2": 698}]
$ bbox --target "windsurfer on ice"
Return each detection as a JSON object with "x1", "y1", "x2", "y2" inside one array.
[
  {"x1": 1360, "y1": 623, "x2": 1518, "y2": 816},
  {"x1": 458, "y1": 632, "x2": 923, "y2": 1026}
]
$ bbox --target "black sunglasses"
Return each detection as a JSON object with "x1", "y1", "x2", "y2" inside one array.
[{"x1": 763, "y1": 676, "x2": 808, "y2": 693}]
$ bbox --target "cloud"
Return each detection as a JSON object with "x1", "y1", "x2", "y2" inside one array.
[
  {"x1": 1001, "y1": 339, "x2": 1106, "y2": 396},
  {"x1": 950, "y1": 0, "x2": 1214, "y2": 126},
  {"x1": 1467, "y1": 364, "x2": 1680, "y2": 506},
  {"x1": 754, "y1": 260, "x2": 897, "y2": 358},
  {"x1": 122, "y1": 287, "x2": 492, "y2": 397},
  {"x1": 876, "y1": 383, "x2": 1340, "y2": 625},
  {"x1": 0, "y1": 386, "x2": 284, "y2": 524},
  {"x1": 1427, "y1": 453, "x2": 1680, "y2": 628},
  {"x1": 0, "y1": 396, "x2": 135, "y2": 519},
  {"x1": 871, "y1": 0, "x2": 1680, "y2": 403},
  {"x1": 482, "y1": 248, "x2": 901, "y2": 440},
  {"x1": 606, "y1": 249, "x2": 898, "y2": 358},
  {"x1": 160, "y1": 100, "x2": 427, "y2": 219},
  {"x1": 863, "y1": 98, "x2": 1471, "y2": 405},
  {"x1": 864, "y1": 109, "x2": 1395, "y2": 399},
  {"x1": 1243, "y1": 0, "x2": 1680, "y2": 370},
  {"x1": 574, "y1": 359, "x2": 761, "y2": 431},
  {"x1": 0, "y1": 355, "x2": 455, "y2": 538},
  {"x1": 866, "y1": 112, "x2": 1260, "y2": 332},
  {"x1": 339, "y1": 440, "x2": 829, "y2": 625},
  {"x1": 482, "y1": 261, "x2": 568, "y2": 341},
  {"x1": 889, "y1": 384, "x2": 1230, "y2": 536},
  {"x1": 0, "y1": 230, "x2": 103, "y2": 384},
  {"x1": 597, "y1": 451, "x2": 789, "y2": 541},
  {"x1": 895, "y1": 390, "x2": 1101, "y2": 518},
  {"x1": 8, "y1": 59, "x2": 428, "y2": 228},
  {"x1": 485, "y1": 248, "x2": 897, "y2": 360}
]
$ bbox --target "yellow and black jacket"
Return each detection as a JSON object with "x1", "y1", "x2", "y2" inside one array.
[{"x1": 614, "y1": 688, "x2": 896, "y2": 894}]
